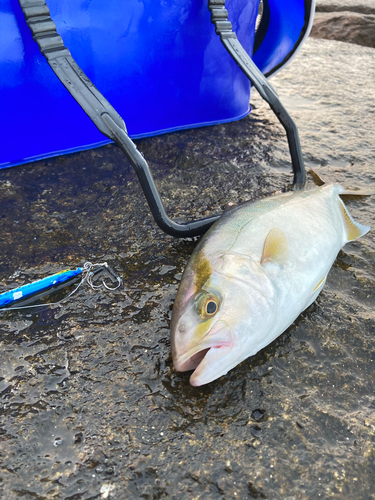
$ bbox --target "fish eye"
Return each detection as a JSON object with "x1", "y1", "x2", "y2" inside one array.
[
  {"x1": 196, "y1": 293, "x2": 220, "y2": 318},
  {"x1": 206, "y1": 301, "x2": 217, "y2": 315}
]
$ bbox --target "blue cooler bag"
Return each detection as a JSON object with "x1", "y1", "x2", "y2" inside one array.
[{"x1": 1, "y1": 0, "x2": 315, "y2": 236}]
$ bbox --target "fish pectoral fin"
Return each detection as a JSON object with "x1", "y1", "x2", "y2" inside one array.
[
  {"x1": 261, "y1": 227, "x2": 289, "y2": 266},
  {"x1": 312, "y1": 274, "x2": 327, "y2": 294},
  {"x1": 338, "y1": 199, "x2": 370, "y2": 242}
]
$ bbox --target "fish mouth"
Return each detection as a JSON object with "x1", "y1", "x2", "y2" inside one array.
[{"x1": 173, "y1": 321, "x2": 234, "y2": 386}]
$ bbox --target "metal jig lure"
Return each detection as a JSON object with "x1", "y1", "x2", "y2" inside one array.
[{"x1": 0, "y1": 262, "x2": 122, "y2": 311}]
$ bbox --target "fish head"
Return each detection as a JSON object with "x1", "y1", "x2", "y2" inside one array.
[{"x1": 171, "y1": 251, "x2": 277, "y2": 386}]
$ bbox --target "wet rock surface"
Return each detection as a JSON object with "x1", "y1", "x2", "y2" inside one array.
[
  {"x1": 312, "y1": 11, "x2": 375, "y2": 48},
  {"x1": 1, "y1": 38, "x2": 375, "y2": 499},
  {"x1": 313, "y1": 0, "x2": 375, "y2": 47},
  {"x1": 316, "y1": 0, "x2": 375, "y2": 15}
]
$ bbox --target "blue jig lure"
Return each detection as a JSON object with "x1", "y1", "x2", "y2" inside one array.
[{"x1": 0, "y1": 262, "x2": 121, "y2": 310}]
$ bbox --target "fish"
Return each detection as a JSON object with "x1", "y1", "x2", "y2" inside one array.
[{"x1": 170, "y1": 184, "x2": 370, "y2": 386}]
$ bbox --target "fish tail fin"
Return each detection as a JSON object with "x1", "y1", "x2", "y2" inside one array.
[{"x1": 338, "y1": 198, "x2": 370, "y2": 242}]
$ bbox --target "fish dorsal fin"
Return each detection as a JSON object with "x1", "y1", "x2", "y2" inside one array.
[
  {"x1": 338, "y1": 199, "x2": 370, "y2": 242},
  {"x1": 261, "y1": 227, "x2": 289, "y2": 266},
  {"x1": 308, "y1": 169, "x2": 326, "y2": 186}
]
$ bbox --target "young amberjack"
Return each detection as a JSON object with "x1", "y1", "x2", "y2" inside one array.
[{"x1": 170, "y1": 185, "x2": 370, "y2": 386}]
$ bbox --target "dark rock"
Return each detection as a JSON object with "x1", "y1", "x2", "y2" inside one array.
[
  {"x1": 251, "y1": 409, "x2": 268, "y2": 422},
  {"x1": 316, "y1": 0, "x2": 375, "y2": 15},
  {"x1": 311, "y1": 11, "x2": 375, "y2": 48},
  {"x1": 248, "y1": 482, "x2": 268, "y2": 499}
]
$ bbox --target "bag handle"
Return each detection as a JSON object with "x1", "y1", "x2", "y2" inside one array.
[
  {"x1": 18, "y1": 0, "x2": 305, "y2": 238},
  {"x1": 208, "y1": 0, "x2": 305, "y2": 188}
]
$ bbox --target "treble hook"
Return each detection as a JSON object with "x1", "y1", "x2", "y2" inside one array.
[{"x1": 85, "y1": 262, "x2": 122, "y2": 291}]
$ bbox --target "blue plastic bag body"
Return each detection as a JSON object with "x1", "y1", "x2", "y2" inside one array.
[{"x1": 0, "y1": 0, "x2": 313, "y2": 168}]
